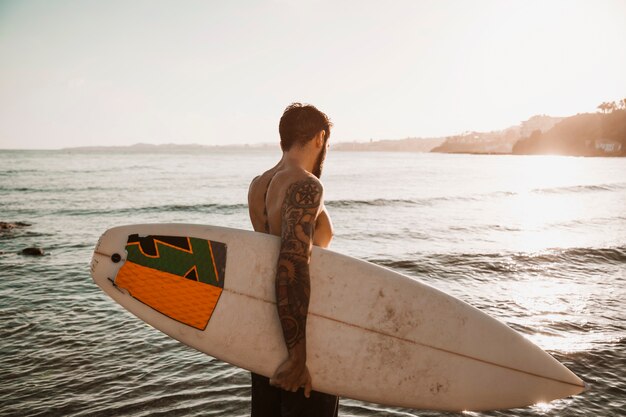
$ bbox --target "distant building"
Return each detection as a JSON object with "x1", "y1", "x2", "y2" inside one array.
[
  {"x1": 594, "y1": 139, "x2": 622, "y2": 153},
  {"x1": 519, "y1": 115, "x2": 563, "y2": 138}
]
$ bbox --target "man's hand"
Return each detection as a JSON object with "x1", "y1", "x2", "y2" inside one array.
[{"x1": 269, "y1": 355, "x2": 313, "y2": 398}]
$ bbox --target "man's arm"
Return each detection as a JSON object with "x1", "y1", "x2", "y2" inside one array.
[{"x1": 269, "y1": 177, "x2": 323, "y2": 396}]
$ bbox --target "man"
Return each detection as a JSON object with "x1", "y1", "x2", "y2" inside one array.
[{"x1": 247, "y1": 103, "x2": 338, "y2": 416}]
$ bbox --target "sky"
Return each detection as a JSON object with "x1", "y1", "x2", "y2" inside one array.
[{"x1": 0, "y1": 0, "x2": 625, "y2": 149}]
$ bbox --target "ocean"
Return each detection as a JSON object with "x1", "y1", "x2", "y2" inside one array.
[{"x1": 0, "y1": 149, "x2": 624, "y2": 417}]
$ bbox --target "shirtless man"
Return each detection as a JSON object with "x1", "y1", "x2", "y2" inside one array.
[{"x1": 247, "y1": 103, "x2": 338, "y2": 417}]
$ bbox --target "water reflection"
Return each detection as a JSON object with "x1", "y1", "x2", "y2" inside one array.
[{"x1": 507, "y1": 278, "x2": 593, "y2": 353}]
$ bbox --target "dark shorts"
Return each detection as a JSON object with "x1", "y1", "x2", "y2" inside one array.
[{"x1": 251, "y1": 372, "x2": 339, "y2": 417}]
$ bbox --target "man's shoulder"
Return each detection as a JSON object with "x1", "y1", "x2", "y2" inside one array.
[
  {"x1": 248, "y1": 168, "x2": 278, "y2": 194},
  {"x1": 275, "y1": 168, "x2": 323, "y2": 190},
  {"x1": 280, "y1": 174, "x2": 324, "y2": 210},
  {"x1": 273, "y1": 172, "x2": 323, "y2": 203}
]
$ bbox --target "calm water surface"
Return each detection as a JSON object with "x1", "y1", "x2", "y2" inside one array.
[{"x1": 1, "y1": 150, "x2": 624, "y2": 416}]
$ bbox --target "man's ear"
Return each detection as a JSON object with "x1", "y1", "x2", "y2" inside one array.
[{"x1": 316, "y1": 130, "x2": 325, "y2": 148}]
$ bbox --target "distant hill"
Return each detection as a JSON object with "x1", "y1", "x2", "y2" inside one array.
[
  {"x1": 58, "y1": 107, "x2": 625, "y2": 157},
  {"x1": 332, "y1": 137, "x2": 445, "y2": 152},
  {"x1": 431, "y1": 115, "x2": 563, "y2": 155},
  {"x1": 512, "y1": 110, "x2": 626, "y2": 156},
  {"x1": 62, "y1": 139, "x2": 446, "y2": 153},
  {"x1": 62, "y1": 142, "x2": 277, "y2": 152}
]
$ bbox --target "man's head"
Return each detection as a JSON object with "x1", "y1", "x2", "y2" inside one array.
[
  {"x1": 279, "y1": 103, "x2": 332, "y2": 151},
  {"x1": 279, "y1": 103, "x2": 332, "y2": 178}
]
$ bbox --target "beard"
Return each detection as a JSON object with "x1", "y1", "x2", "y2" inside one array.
[{"x1": 312, "y1": 137, "x2": 328, "y2": 179}]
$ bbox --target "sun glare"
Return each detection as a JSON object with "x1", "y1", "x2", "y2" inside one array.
[
  {"x1": 506, "y1": 276, "x2": 597, "y2": 353},
  {"x1": 501, "y1": 155, "x2": 602, "y2": 252},
  {"x1": 533, "y1": 401, "x2": 556, "y2": 413},
  {"x1": 511, "y1": 155, "x2": 582, "y2": 193}
]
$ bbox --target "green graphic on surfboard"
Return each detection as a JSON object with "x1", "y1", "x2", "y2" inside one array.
[{"x1": 125, "y1": 234, "x2": 226, "y2": 288}]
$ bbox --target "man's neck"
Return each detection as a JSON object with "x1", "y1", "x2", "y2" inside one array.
[{"x1": 282, "y1": 149, "x2": 316, "y2": 175}]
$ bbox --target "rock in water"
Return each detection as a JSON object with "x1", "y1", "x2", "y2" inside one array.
[
  {"x1": 21, "y1": 247, "x2": 45, "y2": 256},
  {"x1": 0, "y1": 222, "x2": 32, "y2": 231}
]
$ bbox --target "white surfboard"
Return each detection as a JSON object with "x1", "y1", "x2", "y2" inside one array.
[{"x1": 90, "y1": 223, "x2": 585, "y2": 411}]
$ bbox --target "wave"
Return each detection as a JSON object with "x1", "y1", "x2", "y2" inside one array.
[
  {"x1": 0, "y1": 169, "x2": 42, "y2": 174},
  {"x1": 371, "y1": 245, "x2": 626, "y2": 276},
  {"x1": 516, "y1": 246, "x2": 626, "y2": 264},
  {"x1": 449, "y1": 224, "x2": 523, "y2": 232},
  {"x1": 532, "y1": 182, "x2": 626, "y2": 195},
  {"x1": 147, "y1": 203, "x2": 248, "y2": 213},
  {"x1": 53, "y1": 202, "x2": 248, "y2": 216},
  {"x1": 326, "y1": 182, "x2": 625, "y2": 209},
  {"x1": 65, "y1": 183, "x2": 618, "y2": 216},
  {"x1": 550, "y1": 215, "x2": 626, "y2": 228},
  {"x1": 326, "y1": 192, "x2": 519, "y2": 208},
  {"x1": 0, "y1": 186, "x2": 116, "y2": 193},
  {"x1": 326, "y1": 198, "x2": 425, "y2": 208},
  {"x1": 6, "y1": 182, "x2": 623, "y2": 211}
]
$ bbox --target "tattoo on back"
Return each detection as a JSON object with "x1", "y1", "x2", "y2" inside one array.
[{"x1": 276, "y1": 178, "x2": 322, "y2": 349}]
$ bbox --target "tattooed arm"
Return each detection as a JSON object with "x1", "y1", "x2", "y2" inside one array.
[{"x1": 269, "y1": 177, "x2": 323, "y2": 397}]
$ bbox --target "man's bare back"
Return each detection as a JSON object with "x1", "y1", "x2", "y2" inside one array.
[{"x1": 248, "y1": 159, "x2": 333, "y2": 248}]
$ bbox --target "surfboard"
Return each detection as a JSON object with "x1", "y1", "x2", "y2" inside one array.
[{"x1": 90, "y1": 223, "x2": 585, "y2": 411}]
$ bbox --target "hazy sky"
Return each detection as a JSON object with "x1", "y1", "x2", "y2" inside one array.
[{"x1": 1, "y1": 0, "x2": 625, "y2": 149}]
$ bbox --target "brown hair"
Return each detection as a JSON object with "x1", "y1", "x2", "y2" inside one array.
[{"x1": 279, "y1": 103, "x2": 332, "y2": 151}]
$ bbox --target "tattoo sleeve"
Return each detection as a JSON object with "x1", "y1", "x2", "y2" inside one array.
[{"x1": 276, "y1": 178, "x2": 322, "y2": 350}]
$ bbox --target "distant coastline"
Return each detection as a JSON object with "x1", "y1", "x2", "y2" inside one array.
[
  {"x1": 7, "y1": 100, "x2": 624, "y2": 157},
  {"x1": 431, "y1": 101, "x2": 625, "y2": 157},
  {"x1": 55, "y1": 139, "x2": 447, "y2": 153},
  {"x1": 511, "y1": 108, "x2": 625, "y2": 157},
  {"x1": 59, "y1": 142, "x2": 279, "y2": 153}
]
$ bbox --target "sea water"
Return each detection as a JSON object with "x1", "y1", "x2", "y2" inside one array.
[{"x1": 0, "y1": 149, "x2": 624, "y2": 417}]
